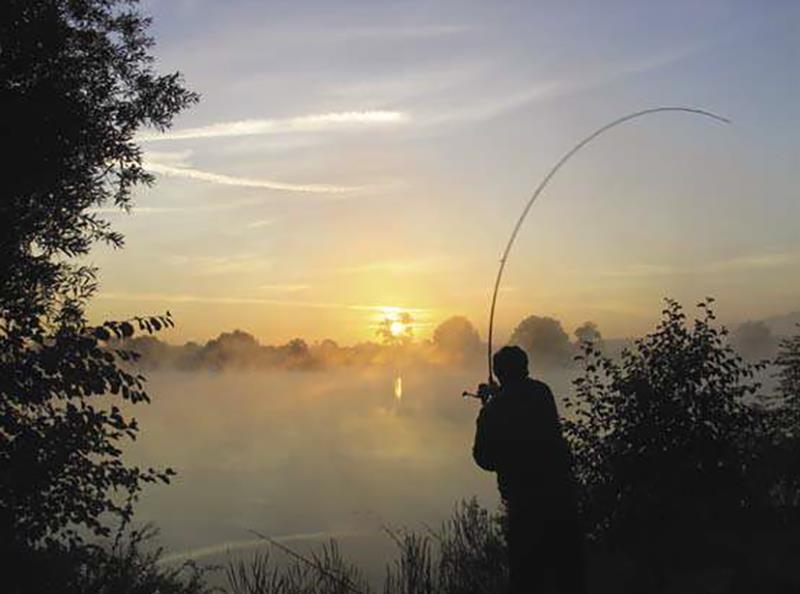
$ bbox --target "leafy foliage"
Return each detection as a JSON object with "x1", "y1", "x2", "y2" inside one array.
[
  {"x1": 432, "y1": 316, "x2": 482, "y2": 365},
  {"x1": 732, "y1": 320, "x2": 778, "y2": 361},
  {"x1": 508, "y1": 315, "x2": 572, "y2": 368},
  {"x1": 376, "y1": 312, "x2": 414, "y2": 348},
  {"x1": 765, "y1": 325, "x2": 800, "y2": 514},
  {"x1": 0, "y1": 0, "x2": 196, "y2": 555},
  {"x1": 573, "y1": 321, "x2": 602, "y2": 347},
  {"x1": 6, "y1": 525, "x2": 214, "y2": 594},
  {"x1": 1, "y1": 313, "x2": 176, "y2": 547},
  {"x1": 563, "y1": 299, "x2": 792, "y2": 581},
  {"x1": 775, "y1": 324, "x2": 800, "y2": 423}
]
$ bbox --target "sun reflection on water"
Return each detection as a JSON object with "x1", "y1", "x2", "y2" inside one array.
[{"x1": 393, "y1": 373, "x2": 403, "y2": 400}]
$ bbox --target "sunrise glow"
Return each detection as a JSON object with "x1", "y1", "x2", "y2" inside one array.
[{"x1": 82, "y1": 2, "x2": 797, "y2": 349}]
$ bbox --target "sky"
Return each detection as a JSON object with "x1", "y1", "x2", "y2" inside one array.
[{"x1": 88, "y1": 0, "x2": 799, "y2": 345}]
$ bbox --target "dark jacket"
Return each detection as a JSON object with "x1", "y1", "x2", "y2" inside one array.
[{"x1": 473, "y1": 377, "x2": 573, "y2": 504}]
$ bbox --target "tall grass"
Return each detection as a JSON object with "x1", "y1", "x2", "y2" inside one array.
[
  {"x1": 227, "y1": 500, "x2": 507, "y2": 594},
  {"x1": 226, "y1": 541, "x2": 369, "y2": 594},
  {"x1": 384, "y1": 499, "x2": 507, "y2": 594}
]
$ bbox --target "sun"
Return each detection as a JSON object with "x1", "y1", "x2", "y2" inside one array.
[{"x1": 376, "y1": 307, "x2": 415, "y2": 343}]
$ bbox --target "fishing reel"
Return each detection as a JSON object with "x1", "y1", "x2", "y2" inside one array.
[{"x1": 462, "y1": 381, "x2": 499, "y2": 405}]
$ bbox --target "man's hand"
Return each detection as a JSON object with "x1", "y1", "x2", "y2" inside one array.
[{"x1": 477, "y1": 381, "x2": 499, "y2": 404}]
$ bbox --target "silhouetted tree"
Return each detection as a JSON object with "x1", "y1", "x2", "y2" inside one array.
[
  {"x1": 509, "y1": 315, "x2": 572, "y2": 367},
  {"x1": 0, "y1": 0, "x2": 196, "y2": 568},
  {"x1": 433, "y1": 316, "x2": 481, "y2": 364},
  {"x1": 564, "y1": 299, "x2": 786, "y2": 588},
  {"x1": 731, "y1": 320, "x2": 778, "y2": 361},
  {"x1": 775, "y1": 325, "x2": 800, "y2": 418},
  {"x1": 377, "y1": 312, "x2": 414, "y2": 347},
  {"x1": 765, "y1": 325, "x2": 800, "y2": 524},
  {"x1": 283, "y1": 338, "x2": 315, "y2": 369},
  {"x1": 202, "y1": 330, "x2": 261, "y2": 369},
  {"x1": 574, "y1": 321, "x2": 603, "y2": 347}
]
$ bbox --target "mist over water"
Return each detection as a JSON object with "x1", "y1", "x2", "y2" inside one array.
[{"x1": 124, "y1": 365, "x2": 576, "y2": 585}]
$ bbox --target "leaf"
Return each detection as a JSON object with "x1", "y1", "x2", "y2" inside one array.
[{"x1": 93, "y1": 327, "x2": 111, "y2": 341}]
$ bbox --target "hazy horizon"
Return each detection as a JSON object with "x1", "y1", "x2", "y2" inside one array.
[{"x1": 120, "y1": 307, "x2": 800, "y2": 350}]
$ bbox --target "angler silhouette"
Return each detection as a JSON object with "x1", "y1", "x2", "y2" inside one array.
[{"x1": 473, "y1": 346, "x2": 585, "y2": 594}]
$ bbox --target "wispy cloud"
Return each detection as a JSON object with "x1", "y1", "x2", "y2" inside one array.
[
  {"x1": 89, "y1": 206, "x2": 189, "y2": 215},
  {"x1": 330, "y1": 257, "x2": 451, "y2": 275},
  {"x1": 96, "y1": 291, "x2": 431, "y2": 314},
  {"x1": 258, "y1": 284, "x2": 311, "y2": 292},
  {"x1": 579, "y1": 251, "x2": 800, "y2": 279},
  {"x1": 139, "y1": 110, "x2": 409, "y2": 142},
  {"x1": 168, "y1": 253, "x2": 271, "y2": 276},
  {"x1": 343, "y1": 24, "x2": 473, "y2": 39},
  {"x1": 327, "y1": 63, "x2": 486, "y2": 105},
  {"x1": 141, "y1": 149, "x2": 193, "y2": 166},
  {"x1": 720, "y1": 253, "x2": 799, "y2": 271},
  {"x1": 421, "y1": 43, "x2": 710, "y2": 126},
  {"x1": 423, "y1": 82, "x2": 560, "y2": 125},
  {"x1": 204, "y1": 21, "x2": 472, "y2": 52},
  {"x1": 144, "y1": 161, "x2": 358, "y2": 194},
  {"x1": 245, "y1": 218, "x2": 275, "y2": 229},
  {"x1": 88, "y1": 200, "x2": 263, "y2": 215}
]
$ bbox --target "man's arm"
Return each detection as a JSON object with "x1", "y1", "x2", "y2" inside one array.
[
  {"x1": 542, "y1": 384, "x2": 563, "y2": 436},
  {"x1": 537, "y1": 382, "x2": 573, "y2": 476},
  {"x1": 528, "y1": 380, "x2": 563, "y2": 441},
  {"x1": 472, "y1": 405, "x2": 497, "y2": 471}
]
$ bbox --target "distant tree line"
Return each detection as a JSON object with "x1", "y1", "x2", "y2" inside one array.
[
  {"x1": 118, "y1": 320, "x2": 483, "y2": 371},
  {"x1": 116, "y1": 315, "x2": 611, "y2": 372},
  {"x1": 121, "y1": 311, "x2": 793, "y2": 375}
]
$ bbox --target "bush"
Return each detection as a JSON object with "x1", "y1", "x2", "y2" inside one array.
[
  {"x1": 5, "y1": 527, "x2": 214, "y2": 594},
  {"x1": 564, "y1": 298, "x2": 800, "y2": 589},
  {"x1": 775, "y1": 324, "x2": 800, "y2": 425}
]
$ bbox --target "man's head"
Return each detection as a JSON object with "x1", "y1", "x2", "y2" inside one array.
[{"x1": 493, "y1": 345, "x2": 529, "y2": 384}]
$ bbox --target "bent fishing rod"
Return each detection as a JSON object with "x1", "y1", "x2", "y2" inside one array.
[{"x1": 463, "y1": 106, "x2": 730, "y2": 401}]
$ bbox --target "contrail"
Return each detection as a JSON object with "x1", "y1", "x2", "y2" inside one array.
[
  {"x1": 144, "y1": 161, "x2": 358, "y2": 194},
  {"x1": 138, "y1": 110, "x2": 408, "y2": 142},
  {"x1": 485, "y1": 107, "x2": 730, "y2": 380}
]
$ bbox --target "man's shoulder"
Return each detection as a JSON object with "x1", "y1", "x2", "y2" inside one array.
[
  {"x1": 524, "y1": 377, "x2": 553, "y2": 395},
  {"x1": 497, "y1": 378, "x2": 552, "y2": 400}
]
